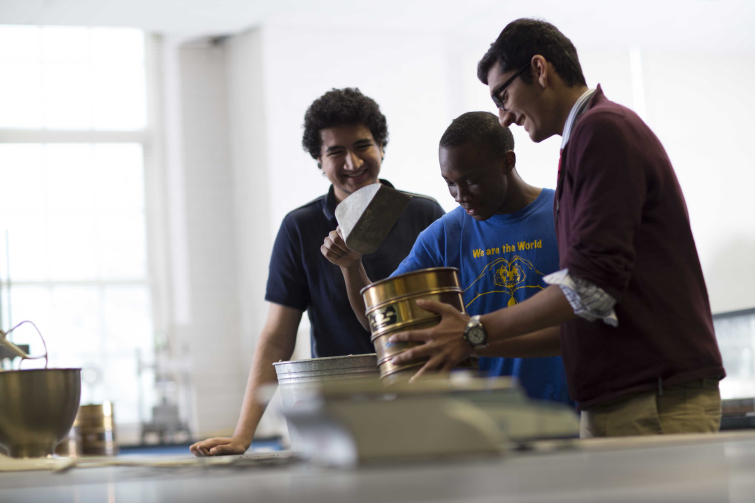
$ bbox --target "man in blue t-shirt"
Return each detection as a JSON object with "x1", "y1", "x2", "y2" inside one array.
[{"x1": 322, "y1": 112, "x2": 572, "y2": 406}]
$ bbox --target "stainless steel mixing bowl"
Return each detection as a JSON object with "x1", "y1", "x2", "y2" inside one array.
[{"x1": 0, "y1": 368, "x2": 81, "y2": 458}]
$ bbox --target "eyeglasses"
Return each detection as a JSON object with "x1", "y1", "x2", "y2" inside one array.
[{"x1": 491, "y1": 62, "x2": 531, "y2": 111}]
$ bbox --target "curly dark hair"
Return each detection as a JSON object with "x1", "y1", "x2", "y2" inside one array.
[
  {"x1": 440, "y1": 112, "x2": 514, "y2": 159},
  {"x1": 477, "y1": 18, "x2": 586, "y2": 88},
  {"x1": 302, "y1": 88, "x2": 389, "y2": 162}
]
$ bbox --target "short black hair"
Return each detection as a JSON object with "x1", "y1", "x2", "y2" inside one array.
[
  {"x1": 477, "y1": 18, "x2": 586, "y2": 87},
  {"x1": 302, "y1": 88, "x2": 389, "y2": 161},
  {"x1": 439, "y1": 112, "x2": 514, "y2": 158}
]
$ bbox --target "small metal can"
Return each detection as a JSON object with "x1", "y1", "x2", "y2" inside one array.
[
  {"x1": 76, "y1": 402, "x2": 118, "y2": 456},
  {"x1": 361, "y1": 268, "x2": 470, "y2": 381}
]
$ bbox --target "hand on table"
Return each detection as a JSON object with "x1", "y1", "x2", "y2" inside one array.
[
  {"x1": 321, "y1": 226, "x2": 362, "y2": 269},
  {"x1": 388, "y1": 299, "x2": 473, "y2": 381},
  {"x1": 189, "y1": 437, "x2": 249, "y2": 457}
]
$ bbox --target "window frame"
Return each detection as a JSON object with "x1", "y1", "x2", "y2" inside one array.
[{"x1": 0, "y1": 31, "x2": 170, "y2": 438}]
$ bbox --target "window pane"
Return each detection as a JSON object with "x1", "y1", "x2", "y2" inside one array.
[
  {"x1": 43, "y1": 63, "x2": 91, "y2": 129},
  {"x1": 99, "y1": 213, "x2": 147, "y2": 280},
  {"x1": 103, "y1": 286, "x2": 153, "y2": 353},
  {"x1": 0, "y1": 63, "x2": 43, "y2": 128},
  {"x1": 41, "y1": 26, "x2": 88, "y2": 63},
  {"x1": 5, "y1": 285, "x2": 53, "y2": 360},
  {"x1": 1, "y1": 143, "x2": 147, "y2": 282},
  {"x1": 48, "y1": 214, "x2": 97, "y2": 280},
  {"x1": 45, "y1": 144, "x2": 95, "y2": 211},
  {"x1": 0, "y1": 144, "x2": 46, "y2": 212},
  {"x1": 101, "y1": 356, "x2": 141, "y2": 424},
  {"x1": 0, "y1": 26, "x2": 146, "y2": 130},
  {"x1": 93, "y1": 144, "x2": 144, "y2": 210},
  {"x1": 92, "y1": 64, "x2": 147, "y2": 130},
  {"x1": 0, "y1": 25, "x2": 42, "y2": 62},
  {"x1": 79, "y1": 360, "x2": 106, "y2": 404},
  {"x1": 48, "y1": 285, "x2": 102, "y2": 361},
  {"x1": 0, "y1": 215, "x2": 49, "y2": 282}
]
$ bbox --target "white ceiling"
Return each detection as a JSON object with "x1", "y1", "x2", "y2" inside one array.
[{"x1": 1, "y1": 0, "x2": 754, "y2": 52}]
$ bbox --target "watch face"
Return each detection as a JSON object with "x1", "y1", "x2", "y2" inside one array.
[{"x1": 468, "y1": 327, "x2": 485, "y2": 345}]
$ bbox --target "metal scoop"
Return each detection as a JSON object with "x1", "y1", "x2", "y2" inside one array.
[
  {"x1": 0, "y1": 322, "x2": 49, "y2": 370},
  {"x1": 335, "y1": 184, "x2": 412, "y2": 255},
  {"x1": 0, "y1": 329, "x2": 32, "y2": 360}
]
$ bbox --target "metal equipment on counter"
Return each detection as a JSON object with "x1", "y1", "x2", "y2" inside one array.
[
  {"x1": 0, "y1": 343, "x2": 28, "y2": 365},
  {"x1": 277, "y1": 375, "x2": 580, "y2": 467},
  {"x1": 361, "y1": 267, "x2": 476, "y2": 381},
  {"x1": 136, "y1": 343, "x2": 194, "y2": 445},
  {"x1": 0, "y1": 321, "x2": 82, "y2": 458},
  {"x1": 273, "y1": 354, "x2": 380, "y2": 450},
  {"x1": 76, "y1": 402, "x2": 118, "y2": 456},
  {"x1": 0, "y1": 323, "x2": 46, "y2": 366},
  {"x1": 0, "y1": 368, "x2": 81, "y2": 457},
  {"x1": 55, "y1": 402, "x2": 120, "y2": 457},
  {"x1": 140, "y1": 398, "x2": 191, "y2": 444}
]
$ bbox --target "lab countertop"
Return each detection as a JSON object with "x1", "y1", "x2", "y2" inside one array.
[{"x1": 2, "y1": 432, "x2": 755, "y2": 502}]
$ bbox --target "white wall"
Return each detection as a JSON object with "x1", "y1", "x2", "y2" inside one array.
[
  {"x1": 224, "y1": 28, "x2": 297, "y2": 438},
  {"x1": 643, "y1": 52, "x2": 755, "y2": 313},
  {"x1": 166, "y1": 38, "x2": 247, "y2": 436},
  {"x1": 260, "y1": 24, "x2": 457, "y2": 220},
  {"x1": 224, "y1": 30, "x2": 270, "y2": 370}
]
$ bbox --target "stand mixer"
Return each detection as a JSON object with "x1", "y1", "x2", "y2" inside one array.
[{"x1": 0, "y1": 322, "x2": 81, "y2": 458}]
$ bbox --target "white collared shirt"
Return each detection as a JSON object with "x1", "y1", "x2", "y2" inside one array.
[{"x1": 561, "y1": 88, "x2": 596, "y2": 149}]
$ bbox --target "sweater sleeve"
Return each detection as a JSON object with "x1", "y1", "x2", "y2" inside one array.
[{"x1": 560, "y1": 113, "x2": 646, "y2": 301}]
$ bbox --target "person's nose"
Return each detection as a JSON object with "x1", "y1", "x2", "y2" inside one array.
[
  {"x1": 499, "y1": 109, "x2": 516, "y2": 128},
  {"x1": 454, "y1": 185, "x2": 471, "y2": 204},
  {"x1": 344, "y1": 150, "x2": 364, "y2": 171}
]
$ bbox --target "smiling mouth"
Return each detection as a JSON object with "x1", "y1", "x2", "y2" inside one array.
[
  {"x1": 463, "y1": 206, "x2": 481, "y2": 216},
  {"x1": 344, "y1": 168, "x2": 369, "y2": 179}
]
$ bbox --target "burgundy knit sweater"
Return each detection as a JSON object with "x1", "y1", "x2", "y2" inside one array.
[{"x1": 555, "y1": 85, "x2": 725, "y2": 408}]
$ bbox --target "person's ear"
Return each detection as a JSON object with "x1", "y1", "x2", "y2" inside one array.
[
  {"x1": 503, "y1": 150, "x2": 516, "y2": 173},
  {"x1": 532, "y1": 55, "x2": 548, "y2": 89},
  {"x1": 317, "y1": 157, "x2": 323, "y2": 169},
  {"x1": 377, "y1": 143, "x2": 385, "y2": 162}
]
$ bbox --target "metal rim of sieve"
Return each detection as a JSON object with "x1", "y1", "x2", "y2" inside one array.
[
  {"x1": 359, "y1": 267, "x2": 461, "y2": 296},
  {"x1": 273, "y1": 354, "x2": 378, "y2": 376},
  {"x1": 364, "y1": 287, "x2": 464, "y2": 314}
]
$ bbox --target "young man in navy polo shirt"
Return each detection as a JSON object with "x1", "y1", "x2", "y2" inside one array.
[
  {"x1": 388, "y1": 19, "x2": 724, "y2": 438},
  {"x1": 322, "y1": 112, "x2": 572, "y2": 407},
  {"x1": 190, "y1": 88, "x2": 444, "y2": 457}
]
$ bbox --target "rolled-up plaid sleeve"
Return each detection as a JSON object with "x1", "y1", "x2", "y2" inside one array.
[{"x1": 544, "y1": 268, "x2": 618, "y2": 326}]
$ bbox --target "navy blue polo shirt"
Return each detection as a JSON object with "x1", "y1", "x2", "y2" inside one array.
[{"x1": 265, "y1": 180, "x2": 445, "y2": 358}]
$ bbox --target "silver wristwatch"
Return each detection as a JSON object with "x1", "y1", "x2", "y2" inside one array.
[{"x1": 463, "y1": 315, "x2": 488, "y2": 348}]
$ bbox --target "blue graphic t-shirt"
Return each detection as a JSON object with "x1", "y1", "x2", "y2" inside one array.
[{"x1": 392, "y1": 189, "x2": 573, "y2": 406}]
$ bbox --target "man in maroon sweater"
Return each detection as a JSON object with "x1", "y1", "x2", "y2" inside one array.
[{"x1": 389, "y1": 19, "x2": 725, "y2": 437}]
